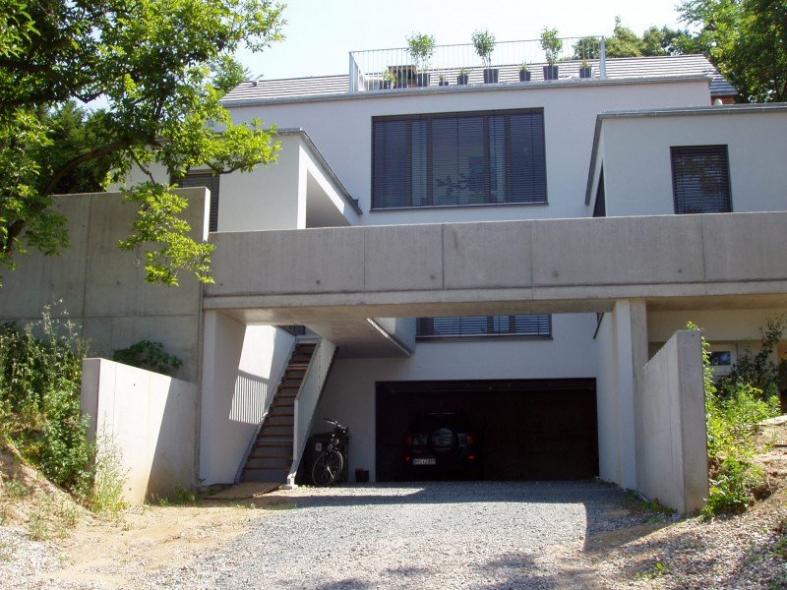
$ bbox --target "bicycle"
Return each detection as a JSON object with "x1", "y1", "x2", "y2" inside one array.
[{"x1": 311, "y1": 417, "x2": 349, "y2": 486}]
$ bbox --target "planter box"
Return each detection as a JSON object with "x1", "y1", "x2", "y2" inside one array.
[
  {"x1": 543, "y1": 65, "x2": 559, "y2": 80},
  {"x1": 519, "y1": 70, "x2": 531, "y2": 82},
  {"x1": 457, "y1": 73, "x2": 469, "y2": 85},
  {"x1": 579, "y1": 66, "x2": 592, "y2": 79},
  {"x1": 415, "y1": 73, "x2": 431, "y2": 87},
  {"x1": 483, "y1": 68, "x2": 499, "y2": 84}
]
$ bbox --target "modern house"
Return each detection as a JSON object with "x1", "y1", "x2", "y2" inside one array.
[{"x1": 2, "y1": 37, "x2": 786, "y2": 512}]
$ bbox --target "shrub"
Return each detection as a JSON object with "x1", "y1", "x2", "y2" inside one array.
[
  {"x1": 0, "y1": 309, "x2": 93, "y2": 496},
  {"x1": 688, "y1": 321, "x2": 781, "y2": 517},
  {"x1": 112, "y1": 340, "x2": 182, "y2": 376}
]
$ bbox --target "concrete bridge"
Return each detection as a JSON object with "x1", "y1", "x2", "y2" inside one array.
[{"x1": 205, "y1": 210, "x2": 787, "y2": 320}]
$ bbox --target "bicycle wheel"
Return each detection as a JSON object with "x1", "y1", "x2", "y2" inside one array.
[{"x1": 311, "y1": 450, "x2": 345, "y2": 486}]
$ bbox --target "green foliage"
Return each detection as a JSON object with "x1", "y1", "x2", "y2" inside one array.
[
  {"x1": 539, "y1": 28, "x2": 563, "y2": 66},
  {"x1": 635, "y1": 560, "x2": 670, "y2": 580},
  {"x1": 472, "y1": 30, "x2": 496, "y2": 69},
  {"x1": 112, "y1": 339, "x2": 183, "y2": 376},
  {"x1": 573, "y1": 18, "x2": 699, "y2": 60},
  {"x1": 88, "y1": 435, "x2": 128, "y2": 516},
  {"x1": 117, "y1": 183, "x2": 215, "y2": 286},
  {"x1": 573, "y1": 37, "x2": 600, "y2": 60},
  {"x1": 717, "y1": 316, "x2": 785, "y2": 400},
  {"x1": 407, "y1": 33, "x2": 436, "y2": 72},
  {"x1": 0, "y1": 0, "x2": 285, "y2": 287},
  {"x1": 155, "y1": 485, "x2": 199, "y2": 506},
  {"x1": 519, "y1": 62, "x2": 529, "y2": 72},
  {"x1": 687, "y1": 321, "x2": 781, "y2": 517},
  {"x1": 0, "y1": 308, "x2": 93, "y2": 495},
  {"x1": 680, "y1": 0, "x2": 787, "y2": 101}
]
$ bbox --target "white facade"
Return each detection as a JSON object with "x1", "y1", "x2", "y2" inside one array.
[{"x1": 198, "y1": 65, "x2": 787, "y2": 497}]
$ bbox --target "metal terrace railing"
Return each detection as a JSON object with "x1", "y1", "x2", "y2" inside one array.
[{"x1": 349, "y1": 36, "x2": 607, "y2": 93}]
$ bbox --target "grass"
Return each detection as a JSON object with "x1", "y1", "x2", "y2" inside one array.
[
  {"x1": 635, "y1": 560, "x2": 670, "y2": 580},
  {"x1": 624, "y1": 490, "x2": 676, "y2": 522},
  {"x1": 3, "y1": 477, "x2": 27, "y2": 500},
  {"x1": 154, "y1": 486, "x2": 199, "y2": 507},
  {"x1": 27, "y1": 494, "x2": 81, "y2": 541},
  {"x1": 0, "y1": 540, "x2": 13, "y2": 562}
]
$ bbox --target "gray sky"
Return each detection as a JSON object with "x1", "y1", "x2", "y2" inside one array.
[{"x1": 238, "y1": 0, "x2": 686, "y2": 80}]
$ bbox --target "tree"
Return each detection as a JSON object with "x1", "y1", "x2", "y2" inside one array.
[
  {"x1": 0, "y1": 1, "x2": 285, "y2": 286},
  {"x1": 573, "y1": 19, "x2": 698, "y2": 60},
  {"x1": 680, "y1": 0, "x2": 787, "y2": 102}
]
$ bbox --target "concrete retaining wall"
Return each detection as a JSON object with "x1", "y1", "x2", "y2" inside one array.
[
  {"x1": 0, "y1": 189, "x2": 208, "y2": 381},
  {"x1": 637, "y1": 330, "x2": 708, "y2": 513},
  {"x1": 81, "y1": 358, "x2": 197, "y2": 504}
]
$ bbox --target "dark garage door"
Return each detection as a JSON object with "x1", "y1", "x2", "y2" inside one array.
[{"x1": 376, "y1": 379, "x2": 598, "y2": 481}]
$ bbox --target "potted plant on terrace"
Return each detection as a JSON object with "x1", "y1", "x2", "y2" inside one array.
[
  {"x1": 379, "y1": 69, "x2": 396, "y2": 90},
  {"x1": 438, "y1": 74, "x2": 449, "y2": 86},
  {"x1": 540, "y1": 27, "x2": 562, "y2": 80},
  {"x1": 457, "y1": 67, "x2": 469, "y2": 85},
  {"x1": 407, "y1": 33, "x2": 435, "y2": 87},
  {"x1": 472, "y1": 30, "x2": 498, "y2": 83},
  {"x1": 579, "y1": 58, "x2": 592, "y2": 79},
  {"x1": 519, "y1": 62, "x2": 531, "y2": 82}
]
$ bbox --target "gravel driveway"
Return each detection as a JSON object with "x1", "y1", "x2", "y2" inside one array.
[{"x1": 149, "y1": 481, "x2": 648, "y2": 590}]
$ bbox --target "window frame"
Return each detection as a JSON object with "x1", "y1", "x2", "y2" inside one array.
[
  {"x1": 670, "y1": 144, "x2": 733, "y2": 215},
  {"x1": 416, "y1": 314, "x2": 553, "y2": 341},
  {"x1": 371, "y1": 108, "x2": 548, "y2": 211}
]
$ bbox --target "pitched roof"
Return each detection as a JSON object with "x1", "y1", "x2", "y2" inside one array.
[{"x1": 223, "y1": 54, "x2": 736, "y2": 105}]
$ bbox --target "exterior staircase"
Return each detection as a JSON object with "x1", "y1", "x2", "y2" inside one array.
[{"x1": 241, "y1": 341, "x2": 317, "y2": 483}]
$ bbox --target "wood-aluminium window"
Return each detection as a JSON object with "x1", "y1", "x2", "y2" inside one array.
[
  {"x1": 670, "y1": 145, "x2": 732, "y2": 214},
  {"x1": 417, "y1": 314, "x2": 552, "y2": 339},
  {"x1": 373, "y1": 109, "x2": 547, "y2": 209}
]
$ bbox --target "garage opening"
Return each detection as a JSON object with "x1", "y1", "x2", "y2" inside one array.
[{"x1": 376, "y1": 379, "x2": 598, "y2": 481}]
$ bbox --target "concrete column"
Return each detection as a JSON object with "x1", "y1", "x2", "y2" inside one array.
[{"x1": 612, "y1": 299, "x2": 648, "y2": 490}]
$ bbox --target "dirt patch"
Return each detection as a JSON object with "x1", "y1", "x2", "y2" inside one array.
[
  {"x1": 586, "y1": 418, "x2": 787, "y2": 589},
  {"x1": 49, "y1": 502, "x2": 257, "y2": 588}
]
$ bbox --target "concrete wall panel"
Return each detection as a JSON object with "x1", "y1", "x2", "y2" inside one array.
[
  {"x1": 364, "y1": 225, "x2": 443, "y2": 291},
  {"x1": 443, "y1": 221, "x2": 532, "y2": 289},
  {"x1": 637, "y1": 330, "x2": 708, "y2": 513},
  {"x1": 0, "y1": 190, "x2": 207, "y2": 382},
  {"x1": 81, "y1": 358, "x2": 197, "y2": 504}
]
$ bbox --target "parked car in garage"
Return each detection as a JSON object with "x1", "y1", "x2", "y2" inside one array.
[{"x1": 403, "y1": 412, "x2": 481, "y2": 479}]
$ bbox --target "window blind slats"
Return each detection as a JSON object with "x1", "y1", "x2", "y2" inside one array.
[
  {"x1": 417, "y1": 314, "x2": 551, "y2": 338},
  {"x1": 373, "y1": 109, "x2": 547, "y2": 209},
  {"x1": 670, "y1": 145, "x2": 732, "y2": 214},
  {"x1": 176, "y1": 172, "x2": 221, "y2": 231}
]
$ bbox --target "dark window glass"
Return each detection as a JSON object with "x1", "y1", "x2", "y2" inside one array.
[
  {"x1": 373, "y1": 109, "x2": 547, "y2": 209},
  {"x1": 670, "y1": 145, "x2": 732, "y2": 214},
  {"x1": 175, "y1": 172, "x2": 221, "y2": 231},
  {"x1": 593, "y1": 168, "x2": 606, "y2": 217},
  {"x1": 417, "y1": 314, "x2": 551, "y2": 338}
]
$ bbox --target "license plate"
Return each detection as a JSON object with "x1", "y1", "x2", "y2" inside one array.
[{"x1": 412, "y1": 457, "x2": 436, "y2": 466}]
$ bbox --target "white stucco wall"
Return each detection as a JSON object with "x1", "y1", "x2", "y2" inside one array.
[
  {"x1": 229, "y1": 80, "x2": 711, "y2": 224},
  {"x1": 598, "y1": 110, "x2": 787, "y2": 216},
  {"x1": 81, "y1": 358, "x2": 196, "y2": 504},
  {"x1": 199, "y1": 312, "x2": 295, "y2": 485},
  {"x1": 311, "y1": 313, "x2": 598, "y2": 480}
]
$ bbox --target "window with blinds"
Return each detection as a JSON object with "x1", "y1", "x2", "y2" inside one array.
[
  {"x1": 174, "y1": 171, "x2": 221, "y2": 231},
  {"x1": 372, "y1": 109, "x2": 547, "y2": 209},
  {"x1": 416, "y1": 314, "x2": 552, "y2": 338},
  {"x1": 670, "y1": 145, "x2": 732, "y2": 214}
]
